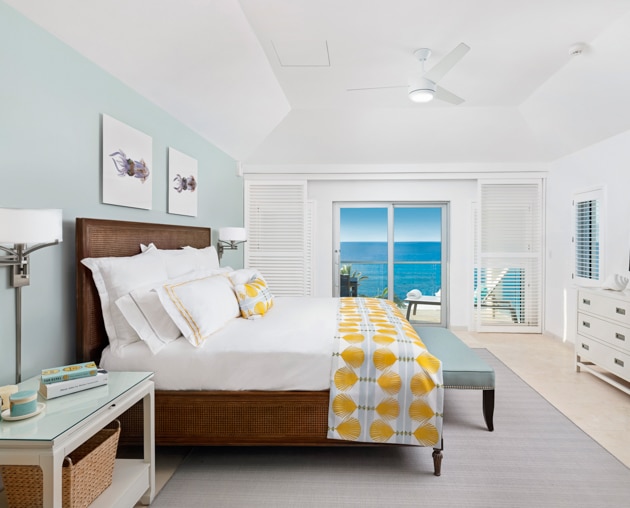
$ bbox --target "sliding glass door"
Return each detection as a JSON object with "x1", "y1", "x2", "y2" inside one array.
[{"x1": 334, "y1": 203, "x2": 448, "y2": 326}]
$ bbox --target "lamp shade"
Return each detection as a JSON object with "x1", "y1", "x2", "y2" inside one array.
[
  {"x1": 219, "y1": 227, "x2": 247, "y2": 242},
  {"x1": 0, "y1": 208, "x2": 63, "y2": 244}
]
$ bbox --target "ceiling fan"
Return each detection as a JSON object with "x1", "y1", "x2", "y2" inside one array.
[{"x1": 347, "y1": 42, "x2": 470, "y2": 105}]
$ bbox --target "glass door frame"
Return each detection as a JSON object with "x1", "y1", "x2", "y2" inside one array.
[{"x1": 333, "y1": 202, "x2": 449, "y2": 327}]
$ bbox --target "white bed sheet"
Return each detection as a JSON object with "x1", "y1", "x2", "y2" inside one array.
[{"x1": 100, "y1": 296, "x2": 337, "y2": 391}]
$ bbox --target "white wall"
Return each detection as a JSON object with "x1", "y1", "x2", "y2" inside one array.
[
  {"x1": 546, "y1": 130, "x2": 630, "y2": 342},
  {"x1": 307, "y1": 178, "x2": 477, "y2": 328}
]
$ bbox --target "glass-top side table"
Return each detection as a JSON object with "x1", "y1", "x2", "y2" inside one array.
[{"x1": 0, "y1": 371, "x2": 155, "y2": 507}]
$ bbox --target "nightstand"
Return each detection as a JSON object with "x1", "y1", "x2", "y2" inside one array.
[{"x1": 0, "y1": 371, "x2": 154, "y2": 507}]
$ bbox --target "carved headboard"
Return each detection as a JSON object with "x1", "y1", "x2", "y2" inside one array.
[{"x1": 75, "y1": 218, "x2": 211, "y2": 363}]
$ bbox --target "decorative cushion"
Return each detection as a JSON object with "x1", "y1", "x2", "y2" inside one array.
[
  {"x1": 155, "y1": 273, "x2": 240, "y2": 347},
  {"x1": 231, "y1": 271, "x2": 275, "y2": 319},
  {"x1": 81, "y1": 247, "x2": 168, "y2": 352}
]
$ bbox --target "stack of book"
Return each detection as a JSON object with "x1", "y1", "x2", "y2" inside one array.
[{"x1": 38, "y1": 361, "x2": 108, "y2": 399}]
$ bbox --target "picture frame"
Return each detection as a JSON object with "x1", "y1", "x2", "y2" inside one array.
[
  {"x1": 102, "y1": 114, "x2": 153, "y2": 210},
  {"x1": 168, "y1": 147, "x2": 198, "y2": 217}
]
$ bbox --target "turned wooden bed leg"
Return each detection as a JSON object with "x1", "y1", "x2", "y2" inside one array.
[
  {"x1": 432, "y1": 438, "x2": 444, "y2": 476},
  {"x1": 482, "y1": 389, "x2": 495, "y2": 432}
]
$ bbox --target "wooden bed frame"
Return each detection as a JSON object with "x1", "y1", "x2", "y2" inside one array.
[{"x1": 76, "y1": 218, "x2": 442, "y2": 474}]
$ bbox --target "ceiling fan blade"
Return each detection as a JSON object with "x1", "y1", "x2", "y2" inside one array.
[
  {"x1": 346, "y1": 85, "x2": 406, "y2": 92},
  {"x1": 434, "y1": 85, "x2": 465, "y2": 105},
  {"x1": 423, "y1": 42, "x2": 470, "y2": 83}
]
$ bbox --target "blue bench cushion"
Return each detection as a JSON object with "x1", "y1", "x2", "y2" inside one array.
[{"x1": 414, "y1": 326, "x2": 495, "y2": 389}]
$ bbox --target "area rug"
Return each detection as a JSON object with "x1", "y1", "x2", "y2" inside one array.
[{"x1": 151, "y1": 350, "x2": 630, "y2": 507}]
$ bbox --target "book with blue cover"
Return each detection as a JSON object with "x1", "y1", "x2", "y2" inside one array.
[{"x1": 41, "y1": 361, "x2": 98, "y2": 384}]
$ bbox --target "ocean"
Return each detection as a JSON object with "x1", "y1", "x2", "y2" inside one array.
[{"x1": 340, "y1": 241, "x2": 442, "y2": 300}]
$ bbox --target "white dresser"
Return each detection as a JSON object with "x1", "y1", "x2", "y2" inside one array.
[{"x1": 576, "y1": 288, "x2": 630, "y2": 395}]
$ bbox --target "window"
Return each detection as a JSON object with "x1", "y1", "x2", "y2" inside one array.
[
  {"x1": 574, "y1": 188, "x2": 603, "y2": 285},
  {"x1": 475, "y1": 180, "x2": 543, "y2": 332},
  {"x1": 334, "y1": 203, "x2": 448, "y2": 326}
]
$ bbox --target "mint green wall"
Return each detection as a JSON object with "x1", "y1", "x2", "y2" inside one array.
[{"x1": 0, "y1": 2, "x2": 243, "y2": 385}]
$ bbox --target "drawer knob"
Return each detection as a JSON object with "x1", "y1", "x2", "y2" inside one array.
[
  {"x1": 614, "y1": 358, "x2": 625, "y2": 367},
  {"x1": 616, "y1": 307, "x2": 626, "y2": 316},
  {"x1": 582, "y1": 298, "x2": 591, "y2": 305},
  {"x1": 581, "y1": 343, "x2": 590, "y2": 351},
  {"x1": 615, "y1": 332, "x2": 626, "y2": 341},
  {"x1": 582, "y1": 321, "x2": 591, "y2": 328}
]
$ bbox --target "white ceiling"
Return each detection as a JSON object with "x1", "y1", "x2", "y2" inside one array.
[{"x1": 6, "y1": 0, "x2": 630, "y2": 165}]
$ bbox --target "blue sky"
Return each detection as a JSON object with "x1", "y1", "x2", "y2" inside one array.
[{"x1": 340, "y1": 207, "x2": 442, "y2": 242}]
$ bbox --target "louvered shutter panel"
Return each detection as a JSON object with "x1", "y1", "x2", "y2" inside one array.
[
  {"x1": 476, "y1": 180, "x2": 543, "y2": 332},
  {"x1": 244, "y1": 181, "x2": 311, "y2": 296},
  {"x1": 574, "y1": 190, "x2": 602, "y2": 284}
]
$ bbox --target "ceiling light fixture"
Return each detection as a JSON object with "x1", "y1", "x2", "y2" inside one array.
[{"x1": 408, "y1": 77, "x2": 436, "y2": 103}]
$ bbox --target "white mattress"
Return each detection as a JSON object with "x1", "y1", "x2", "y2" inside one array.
[{"x1": 100, "y1": 296, "x2": 337, "y2": 391}]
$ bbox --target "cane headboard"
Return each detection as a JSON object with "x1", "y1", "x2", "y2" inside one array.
[{"x1": 75, "y1": 218, "x2": 211, "y2": 363}]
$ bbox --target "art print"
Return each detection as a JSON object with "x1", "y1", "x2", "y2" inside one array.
[
  {"x1": 102, "y1": 114, "x2": 152, "y2": 209},
  {"x1": 168, "y1": 147, "x2": 198, "y2": 216}
]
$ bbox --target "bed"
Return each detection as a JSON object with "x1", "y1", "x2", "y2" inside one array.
[{"x1": 76, "y1": 217, "x2": 444, "y2": 475}]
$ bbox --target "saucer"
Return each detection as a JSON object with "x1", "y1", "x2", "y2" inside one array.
[{"x1": 1, "y1": 402, "x2": 46, "y2": 421}]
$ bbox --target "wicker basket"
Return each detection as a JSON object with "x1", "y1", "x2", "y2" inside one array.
[{"x1": 0, "y1": 419, "x2": 120, "y2": 508}]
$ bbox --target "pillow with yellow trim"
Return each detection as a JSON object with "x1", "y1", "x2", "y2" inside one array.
[
  {"x1": 155, "y1": 273, "x2": 240, "y2": 347},
  {"x1": 231, "y1": 271, "x2": 274, "y2": 319}
]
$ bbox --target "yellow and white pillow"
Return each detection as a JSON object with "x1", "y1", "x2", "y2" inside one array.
[{"x1": 230, "y1": 270, "x2": 274, "y2": 319}]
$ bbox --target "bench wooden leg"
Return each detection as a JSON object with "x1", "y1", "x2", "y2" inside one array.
[
  {"x1": 432, "y1": 438, "x2": 443, "y2": 476},
  {"x1": 482, "y1": 389, "x2": 495, "y2": 431}
]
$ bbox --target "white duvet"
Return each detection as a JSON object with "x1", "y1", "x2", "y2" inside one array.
[{"x1": 100, "y1": 297, "x2": 337, "y2": 391}]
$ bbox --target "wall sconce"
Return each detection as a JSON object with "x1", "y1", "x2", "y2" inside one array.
[
  {"x1": 217, "y1": 227, "x2": 247, "y2": 261},
  {"x1": 0, "y1": 208, "x2": 63, "y2": 383}
]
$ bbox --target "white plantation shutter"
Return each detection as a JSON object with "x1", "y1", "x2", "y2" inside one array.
[
  {"x1": 573, "y1": 189, "x2": 603, "y2": 285},
  {"x1": 244, "y1": 181, "x2": 312, "y2": 296},
  {"x1": 475, "y1": 180, "x2": 543, "y2": 332}
]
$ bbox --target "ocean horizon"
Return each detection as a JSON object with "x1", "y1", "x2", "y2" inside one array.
[{"x1": 340, "y1": 241, "x2": 441, "y2": 300}]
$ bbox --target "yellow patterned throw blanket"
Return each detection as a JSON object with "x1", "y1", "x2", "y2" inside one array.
[{"x1": 327, "y1": 297, "x2": 444, "y2": 447}]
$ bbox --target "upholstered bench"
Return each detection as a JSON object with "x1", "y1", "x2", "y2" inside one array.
[{"x1": 414, "y1": 326, "x2": 495, "y2": 431}]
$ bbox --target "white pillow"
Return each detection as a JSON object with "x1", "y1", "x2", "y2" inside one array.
[
  {"x1": 155, "y1": 273, "x2": 240, "y2": 347},
  {"x1": 228, "y1": 268, "x2": 260, "y2": 286},
  {"x1": 115, "y1": 268, "x2": 233, "y2": 354},
  {"x1": 141, "y1": 243, "x2": 221, "y2": 278},
  {"x1": 115, "y1": 286, "x2": 181, "y2": 355},
  {"x1": 81, "y1": 248, "x2": 168, "y2": 352}
]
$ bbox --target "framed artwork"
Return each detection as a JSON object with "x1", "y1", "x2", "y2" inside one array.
[
  {"x1": 168, "y1": 147, "x2": 198, "y2": 217},
  {"x1": 102, "y1": 114, "x2": 153, "y2": 210}
]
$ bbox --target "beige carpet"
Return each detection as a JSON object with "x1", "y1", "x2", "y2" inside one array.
[{"x1": 150, "y1": 350, "x2": 630, "y2": 507}]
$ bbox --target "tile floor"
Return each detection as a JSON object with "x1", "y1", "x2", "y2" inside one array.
[{"x1": 1, "y1": 331, "x2": 628, "y2": 507}]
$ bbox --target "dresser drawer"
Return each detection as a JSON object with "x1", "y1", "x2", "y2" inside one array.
[
  {"x1": 578, "y1": 291, "x2": 630, "y2": 326},
  {"x1": 577, "y1": 313, "x2": 630, "y2": 354},
  {"x1": 576, "y1": 335, "x2": 630, "y2": 382}
]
